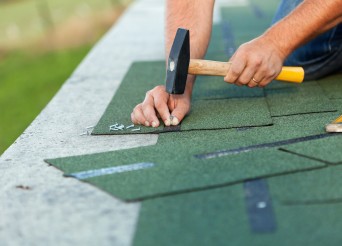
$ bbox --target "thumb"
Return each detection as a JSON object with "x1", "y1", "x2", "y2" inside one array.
[{"x1": 170, "y1": 104, "x2": 190, "y2": 126}]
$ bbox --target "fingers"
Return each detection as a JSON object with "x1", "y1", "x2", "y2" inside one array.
[
  {"x1": 169, "y1": 107, "x2": 187, "y2": 126},
  {"x1": 224, "y1": 38, "x2": 284, "y2": 88},
  {"x1": 248, "y1": 64, "x2": 279, "y2": 88},
  {"x1": 131, "y1": 85, "x2": 191, "y2": 128},
  {"x1": 225, "y1": 60, "x2": 279, "y2": 88},
  {"x1": 153, "y1": 91, "x2": 172, "y2": 126},
  {"x1": 224, "y1": 58, "x2": 246, "y2": 84},
  {"x1": 141, "y1": 92, "x2": 160, "y2": 127},
  {"x1": 247, "y1": 78, "x2": 260, "y2": 88},
  {"x1": 131, "y1": 85, "x2": 172, "y2": 128},
  {"x1": 257, "y1": 65, "x2": 279, "y2": 87},
  {"x1": 169, "y1": 94, "x2": 190, "y2": 126},
  {"x1": 247, "y1": 68, "x2": 265, "y2": 88},
  {"x1": 131, "y1": 103, "x2": 145, "y2": 125}
]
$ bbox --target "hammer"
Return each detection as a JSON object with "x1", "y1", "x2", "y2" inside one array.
[{"x1": 165, "y1": 28, "x2": 304, "y2": 94}]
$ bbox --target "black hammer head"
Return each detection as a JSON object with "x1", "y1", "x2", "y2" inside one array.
[{"x1": 165, "y1": 28, "x2": 190, "y2": 94}]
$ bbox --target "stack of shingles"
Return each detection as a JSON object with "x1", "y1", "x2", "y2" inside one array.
[{"x1": 45, "y1": 1, "x2": 342, "y2": 245}]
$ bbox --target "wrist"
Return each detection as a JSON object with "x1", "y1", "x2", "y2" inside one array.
[{"x1": 262, "y1": 26, "x2": 296, "y2": 60}]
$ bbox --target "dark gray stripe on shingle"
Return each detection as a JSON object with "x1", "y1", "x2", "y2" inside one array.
[
  {"x1": 163, "y1": 125, "x2": 181, "y2": 132},
  {"x1": 195, "y1": 133, "x2": 335, "y2": 159},
  {"x1": 244, "y1": 179, "x2": 277, "y2": 233}
]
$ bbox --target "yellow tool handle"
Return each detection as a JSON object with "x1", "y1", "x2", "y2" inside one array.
[
  {"x1": 333, "y1": 115, "x2": 342, "y2": 123},
  {"x1": 276, "y1": 67, "x2": 304, "y2": 83},
  {"x1": 188, "y1": 59, "x2": 304, "y2": 83}
]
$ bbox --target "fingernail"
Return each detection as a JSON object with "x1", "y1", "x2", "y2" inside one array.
[
  {"x1": 152, "y1": 121, "x2": 158, "y2": 128},
  {"x1": 164, "y1": 119, "x2": 171, "y2": 126},
  {"x1": 171, "y1": 116, "x2": 179, "y2": 126},
  {"x1": 145, "y1": 121, "x2": 150, "y2": 127}
]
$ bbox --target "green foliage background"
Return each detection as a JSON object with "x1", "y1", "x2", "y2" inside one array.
[
  {"x1": 0, "y1": 0, "x2": 130, "y2": 154},
  {"x1": 0, "y1": 46, "x2": 91, "y2": 153}
]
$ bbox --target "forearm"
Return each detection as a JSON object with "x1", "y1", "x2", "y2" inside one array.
[
  {"x1": 263, "y1": 0, "x2": 342, "y2": 58},
  {"x1": 165, "y1": 0, "x2": 215, "y2": 96}
]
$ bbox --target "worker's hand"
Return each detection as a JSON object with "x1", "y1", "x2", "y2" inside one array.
[
  {"x1": 131, "y1": 85, "x2": 191, "y2": 127},
  {"x1": 224, "y1": 35, "x2": 286, "y2": 88}
]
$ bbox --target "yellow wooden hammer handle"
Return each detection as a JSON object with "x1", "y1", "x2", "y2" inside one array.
[{"x1": 188, "y1": 59, "x2": 304, "y2": 83}]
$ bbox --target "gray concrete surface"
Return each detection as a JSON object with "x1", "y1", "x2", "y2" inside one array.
[{"x1": 0, "y1": 0, "x2": 246, "y2": 245}]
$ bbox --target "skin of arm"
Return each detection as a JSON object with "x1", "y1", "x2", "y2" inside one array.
[
  {"x1": 131, "y1": 0, "x2": 215, "y2": 127},
  {"x1": 225, "y1": 0, "x2": 342, "y2": 87},
  {"x1": 132, "y1": 0, "x2": 342, "y2": 127}
]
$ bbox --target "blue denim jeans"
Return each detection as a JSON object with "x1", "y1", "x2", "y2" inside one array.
[{"x1": 272, "y1": 0, "x2": 342, "y2": 80}]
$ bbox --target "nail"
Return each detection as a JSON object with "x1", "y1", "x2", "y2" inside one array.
[
  {"x1": 171, "y1": 116, "x2": 179, "y2": 126},
  {"x1": 126, "y1": 124, "x2": 135, "y2": 129},
  {"x1": 164, "y1": 119, "x2": 171, "y2": 126},
  {"x1": 144, "y1": 121, "x2": 150, "y2": 127},
  {"x1": 152, "y1": 121, "x2": 158, "y2": 128}
]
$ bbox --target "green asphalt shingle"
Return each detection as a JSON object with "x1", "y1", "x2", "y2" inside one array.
[
  {"x1": 280, "y1": 134, "x2": 342, "y2": 164},
  {"x1": 133, "y1": 183, "x2": 342, "y2": 246},
  {"x1": 265, "y1": 82, "x2": 337, "y2": 116},
  {"x1": 46, "y1": 146, "x2": 325, "y2": 201},
  {"x1": 269, "y1": 164, "x2": 342, "y2": 204},
  {"x1": 317, "y1": 73, "x2": 342, "y2": 99},
  {"x1": 46, "y1": 112, "x2": 339, "y2": 201}
]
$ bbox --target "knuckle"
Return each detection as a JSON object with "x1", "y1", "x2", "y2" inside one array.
[
  {"x1": 231, "y1": 67, "x2": 240, "y2": 77},
  {"x1": 134, "y1": 104, "x2": 142, "y2": 111},
  {"x1": 238, "y1": 44, "x2": 249, "y2": 53},
  {"x1": 252, "y1": 56, "x2": 263, "y2": 67},
  {"x1": 155, "y1": 85, "x2": 165, "y2": 91},
  {"x1": 152, "y1": 85, "x2": 166, "y2": 94},
  {"x1": 145, "y1": 90, "x2": 152, "y2": 97},
  {"x1": 259, "y1": 65, "x2": 268, "y2": 74},
  {"x1": 154, "y1": 100, "x2": 163, "y2": 109},
  {"x1": 267, "y1": 69, "x2": 277, "y2": 78},
  {"x1": 143, "y1": 104, "x2": 154, "y2": 113}
]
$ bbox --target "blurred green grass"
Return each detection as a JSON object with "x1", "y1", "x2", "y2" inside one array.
[
  {"x1": 0, "y1": 0, "x2": 131, "y2": 155},
  {"x1": 0, "y1": 0, "x2": 129, "y2": 47},
  {"x1": 0, "y1": 45, "x2": 91, "y2": 154}
]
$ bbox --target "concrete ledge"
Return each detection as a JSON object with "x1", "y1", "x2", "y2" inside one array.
[{"x1": 0, "y1": 0, "x2": 246, "y2": 245}]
